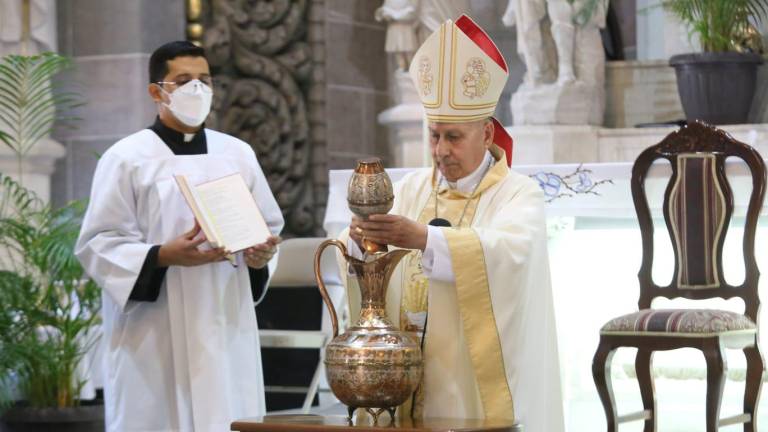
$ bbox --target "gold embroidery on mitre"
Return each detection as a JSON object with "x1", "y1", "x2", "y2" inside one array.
[
  {"x1": 461, "y1": 57, "x2": 490, "y2": 99},
  {"x1": 410, "y1": 16, "x2": 509, "y2": 119},
  {"x1": 418, "y1": 56, "x2": 434, "y2": 97}
]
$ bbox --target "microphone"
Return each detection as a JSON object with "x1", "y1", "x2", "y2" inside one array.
[{"x1": 428, "y1": 218, "x2": 452, "y2": 227}]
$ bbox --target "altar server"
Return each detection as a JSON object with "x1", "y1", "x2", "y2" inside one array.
[{"x1": 76, "y1": 41, "x2": 284, "y2": 432}]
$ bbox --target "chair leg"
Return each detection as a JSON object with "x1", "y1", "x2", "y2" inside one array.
[
  {"x1": 302, "y1": 361, "x2": 325, "y2": 413},
  {"x1": 635, "y1": 349, "x2": 656, "y2": 432},
  {"x1": 704, "y1": 341, "x2": 727, "y2": 432},
  {"x1": 593, "y1": 339, "x2": 618, "y2": 432},
  {"x1": 743, "y1": 345, "x2": 764, "y2": 432}
]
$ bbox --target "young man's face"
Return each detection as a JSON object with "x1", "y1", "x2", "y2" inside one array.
[
  {"x1": 148, "y1": 55, "x2": 212, "y2": 131},
  {"x1": 152, "y1": 55, "x2": 212, "y2": 103}
]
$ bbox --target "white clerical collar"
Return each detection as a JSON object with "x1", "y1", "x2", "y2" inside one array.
[
  {"x1": 183, "y1": 133, "x2": 195, "y2": 142},
  {"x1": 442, "y1": 150, "x2": 493, "y2": 193}
]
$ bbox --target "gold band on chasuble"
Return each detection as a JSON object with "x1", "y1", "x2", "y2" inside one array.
[
  {"x1": 443, "y1": 152, "x2": 514, "y2": 420},
  {"x1": 397, "y1": 179, "x2": 484, "y2": 419},
  {"x1": 443, "y1": 227, "x2": 515, "y2": 420},
  {"x1": 404, "y1": 153, "x2": 514, "y2": 420}
]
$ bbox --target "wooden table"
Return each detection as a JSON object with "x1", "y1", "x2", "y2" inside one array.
[{"x1": 231, "y1": 415, "x2": 522, "y2": 432}]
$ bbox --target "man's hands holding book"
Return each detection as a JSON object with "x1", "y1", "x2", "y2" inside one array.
[
  {"x1": 244, "y1": 235, "x2": 282, "y2": 269},
  {"x1": 158, "y1": 222, "x2": 229, "y2": 267},
  {"x1": 158, "y1": 223, "x2": 281, "y2": 268}
]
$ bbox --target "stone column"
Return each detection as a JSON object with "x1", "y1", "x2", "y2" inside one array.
[
  {"x1": 378, "y1": 71, "x2": 427, "y2": 168},
  {"x1": 51, "y1": 0, "x2": 186, "y2": 206}
]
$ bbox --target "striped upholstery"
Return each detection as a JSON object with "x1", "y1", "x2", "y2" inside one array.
[
  {"x1": 668, "y1": 154, "x2": 727, "y2": 289},
  {"x1": 601, "y1": 309, "x2": 755, "y2": 335}
]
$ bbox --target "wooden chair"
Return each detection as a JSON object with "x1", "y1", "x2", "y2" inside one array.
[{"x1": 592, "y1": 121, "x2": 766, "y2": 432}]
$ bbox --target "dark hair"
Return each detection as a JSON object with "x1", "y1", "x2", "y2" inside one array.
[{"x1": 149, "y1": 41, "x2": 207, "y2": 84}]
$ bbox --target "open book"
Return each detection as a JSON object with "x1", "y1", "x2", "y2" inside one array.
[{"x1": 174, "y1": 173, "x2": 271, "y2": 253}]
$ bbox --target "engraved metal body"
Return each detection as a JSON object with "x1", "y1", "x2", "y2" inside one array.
[
  {"x1": 315, "y1": 244, "x2": 423, "y2": 422},
  {"x1": 346, "y1": 158, "x2": 394, "y2": 253}
]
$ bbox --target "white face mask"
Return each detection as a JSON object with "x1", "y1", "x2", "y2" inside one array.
[{"x1": 160, "y1": 79, "x2": 213, "y2": 127}]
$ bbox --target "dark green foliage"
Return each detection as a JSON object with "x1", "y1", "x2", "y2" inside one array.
[
  {"x1": 0, "y1": 174, "x2": 99, "y2": 410},
  {"x1": 663, "y1": 0, "x2": 768, "y2": 52}
]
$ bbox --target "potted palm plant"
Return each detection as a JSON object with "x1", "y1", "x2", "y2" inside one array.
[
  {"x1": 666, "y1": 0, "x2": 768, "y2": 124},
  {"x1": 0, "y1": 53, "x2": 102, "y2": 431},
  {"x1": 0, "y1": 177, "x2": 102, "y2": 432}
]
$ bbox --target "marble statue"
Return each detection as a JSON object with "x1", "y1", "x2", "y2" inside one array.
[
  {"x1": 375, "y1": 0, "x2": 419, "y2": 71},
  {"x1": 0, "y1": 0, "x2": 57, "y2": 56},
  {"x1": 416, "y1": 0, "x2": 470, "y2": 41},
  {"x1": 503, "y1": 0, "x2": 607, "y2": 125}
]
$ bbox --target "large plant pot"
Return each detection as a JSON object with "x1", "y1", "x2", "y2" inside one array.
[
  {"x1": 670, "y1": 52, "x2": 763, "y2": 125},
  {"x1": 1, "y1": 405, "x2": 104, "y2": 432}
]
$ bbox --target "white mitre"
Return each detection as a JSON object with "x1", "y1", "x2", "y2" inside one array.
[
  {"x1": 409, "y1": 14, "x2": 513, "y2": 165},
  {"x1": 409, "y1": 14, "x2": 509, "y2": 123}
]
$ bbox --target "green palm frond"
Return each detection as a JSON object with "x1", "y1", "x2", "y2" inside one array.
[
  {"x1": 663, "y1": 0, "x2": 768, "y2": 52},
  {"x1": 0, "y1": 53, "x2": 81, "y2": 174}
]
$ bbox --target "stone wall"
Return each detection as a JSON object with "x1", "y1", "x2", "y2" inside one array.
[
  {"x1": 49, "y1": 0, "x2": 648, "y2": 232},
  {"x1": 322, "y1": 0, "x2": 389, "y2": 170},
  {"x1": 196, "y1": 0, "x2": 388, "y2": 236},
  {"x1": 51, "y1": 0, "x2": 393, "y2": 237},
  {"x1": 200, "y1": 0, "x2": 320, "y2": 237},
  {"x1": 52, "y1": 0, "x2": 186, "y2": 206}
]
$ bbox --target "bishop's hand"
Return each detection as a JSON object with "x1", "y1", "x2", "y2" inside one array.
[
  {"x1": 353, "y1": 214, "x2": 428, "y2": 251},
  {"x1": 158, "y1": 222, "x2": 229, "y2": 267},
  {"x1": 349, "y1": 215, "x2": 365, "y2": 251},
  {"x1": 244, "y1": 235, "x2": 282, "y2": 269}
]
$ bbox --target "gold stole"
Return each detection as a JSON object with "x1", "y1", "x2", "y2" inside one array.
[{"x1": 399, "y1": 150, "x2": 515, "y2": 421}]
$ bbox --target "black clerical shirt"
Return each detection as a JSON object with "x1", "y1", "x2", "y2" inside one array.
[{"x1": 128, "y1": 118, "x2": 269, "y2": 302}]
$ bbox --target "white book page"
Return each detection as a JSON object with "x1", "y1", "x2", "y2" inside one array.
[{"x1": 194, "y1": 173, "x2": 271, "y2": 252}]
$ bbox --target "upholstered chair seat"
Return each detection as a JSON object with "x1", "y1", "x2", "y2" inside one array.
[{"x1": 601, "y1": 309, "x2": 756, "y2": 335}]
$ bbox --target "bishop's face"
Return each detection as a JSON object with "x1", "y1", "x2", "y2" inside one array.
[{"x1": 429, "y1": 120, "x2": 493, "y2": 182}]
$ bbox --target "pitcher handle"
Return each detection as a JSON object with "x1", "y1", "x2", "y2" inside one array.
[{"x1": 314, "y1": 239, "x2": 347, "y2": 339}]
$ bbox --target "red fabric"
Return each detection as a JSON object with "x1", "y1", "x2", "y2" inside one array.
[
  {"x1": 491, "y1": 117, "x2": 512, "y2": 166},
  {"x1": 455, "y1": 14, "x2": 508, "y2": 72}
]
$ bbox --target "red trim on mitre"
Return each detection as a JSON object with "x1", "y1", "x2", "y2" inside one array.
[
  {"x1": 455, "y1": 14, "x2": 508, "y2": 73},
  {"x1": 491, "y1": 117, "x2": 512, "y2": 166}
]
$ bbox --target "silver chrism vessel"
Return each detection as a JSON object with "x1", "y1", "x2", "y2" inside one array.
[{"x1": 314, "y1": 158, "x2": 423, "y2": 423}]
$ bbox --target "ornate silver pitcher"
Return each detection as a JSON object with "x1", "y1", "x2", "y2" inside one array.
[
  {"x1": 314, "y1": 241, "x2": 422, "y2": 422},
  {"x1": 313, "y1": 158, "x2": 423, "y2": 422}
]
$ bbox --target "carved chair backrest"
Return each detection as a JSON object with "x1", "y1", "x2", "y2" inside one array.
[{"x1": 631, "y1": 122, "x2": 766, "y2": 321}]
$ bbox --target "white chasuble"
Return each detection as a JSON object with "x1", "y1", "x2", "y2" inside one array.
[
  {"x1": 76, "y1": 129, "x2": 284, "y2": 432},
  {"x1": 340, "y1": 151, "x2": 565, "y2": 431}
]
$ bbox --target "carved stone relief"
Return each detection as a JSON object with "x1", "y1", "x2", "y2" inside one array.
[{"x1": 201, "y1": 0, "x2": 320, "y2": 236}]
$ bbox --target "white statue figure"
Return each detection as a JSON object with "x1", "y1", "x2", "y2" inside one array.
[
  {"x1": 503, "y1": 0, "x2": 606, "y2": 87},
  {"x1": 416, "y1": 0, "x2": 470, "y2": 41},
  {"x1": 375, "y1": 0, "x2": 419, "y2": 71},
  {"x1": 0, "y1": 0, "x2": 57, "y2": 56},
  {"x1": 504, "y1": 0, "x2": 607, "y2": 125}
]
